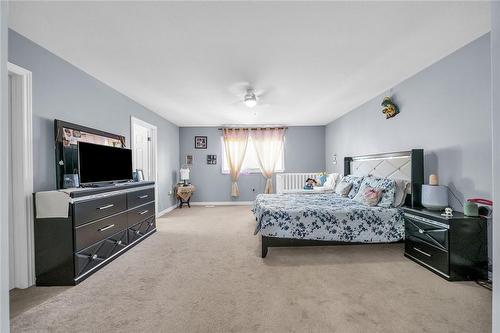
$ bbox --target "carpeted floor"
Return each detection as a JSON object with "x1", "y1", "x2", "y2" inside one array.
[{"x1": 11, "y1": 206, "x2": 491, "y2": 332}]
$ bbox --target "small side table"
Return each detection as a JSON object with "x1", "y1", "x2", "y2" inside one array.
[
  {"x1": 175, "y1": 185, "x2": 195, "y2": 208},
  {"x1": 403, "y1": 207, "x2": 488, "y2": 281}
]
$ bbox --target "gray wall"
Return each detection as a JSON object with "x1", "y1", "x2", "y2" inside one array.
[
  {"x1": 491, "y1": 2, "x2": 499, "y2": 331},
  {"x1": 325, "y1": 33, "x2": 492, "y2": 212},
  {"x1": 8, "y1": 30, "x2": 180, "y2": 211},
  {"x1": 179, "y1": 126, "x2": 325, "y2": 202}
]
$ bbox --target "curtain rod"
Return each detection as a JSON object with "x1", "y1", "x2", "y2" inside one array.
[{"x1": 217, "y1": 126, "x2": 288, "y2": 130}]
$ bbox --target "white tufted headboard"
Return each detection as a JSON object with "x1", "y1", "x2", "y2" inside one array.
[{"x1": 344, "y1": 150, "x2": 424, "y2": 207}]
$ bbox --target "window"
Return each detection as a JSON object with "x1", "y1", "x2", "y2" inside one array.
[{"x1": 221, "y1": 136, "x2": 285, "y2": 174}]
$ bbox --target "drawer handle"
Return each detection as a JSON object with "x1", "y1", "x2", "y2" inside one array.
[
  {"x1": 418, "y1": 229, "x2": 425, "y2": 234},
  {"x1": 98, "y1": 224, "x2": 115, "y2": 232},
  {"x1": 406, "y1": 214, "x2": 449, "y2": 229},
  {"x1": 426, "y1": 228, "x2": 448, "y2": 233},
  {"x1": 139, "y1": 210, "x2": 149, "y2": 215},
  {"x1": 91, "y1": 254, "x2": 98, "y2": 260},
  {"x1": 138, "y1": 195, "x2": 149, "y2": 199},
  {"x1": 135, "y1": 230, "x2": 140, "y2": 235},
  {"x1": 117, "y1": 240, "x2": 122, "y2": 245},
  {"x1": 413, "y1": 247, "x2": 431, "y2": 257},
  {"x1": 98, "y1": 204, "x2": 114, "y2": 210}
]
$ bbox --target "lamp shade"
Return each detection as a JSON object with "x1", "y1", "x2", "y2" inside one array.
[
  {"x1": 421, "y1": 185, "x2": 448, "y2": 210},
  {"x1": 180, "y1": 168, "x2": 190, "y2": 181}
]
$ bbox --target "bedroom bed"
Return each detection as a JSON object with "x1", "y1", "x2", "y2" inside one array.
[{"x1": 253, "y1": 149, "x2": 424, "y2": 257}]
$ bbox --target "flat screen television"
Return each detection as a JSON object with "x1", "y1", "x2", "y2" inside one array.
[{"x1": 78, "y1": 142, "x2": 133, "y2": 185}]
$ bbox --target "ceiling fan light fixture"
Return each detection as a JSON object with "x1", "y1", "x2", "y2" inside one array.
[
  {"x1": 244, "y1": 97, "x2": 257, "y2": 108},
  {"x1": 244, "y1": 90, "x2": 257, "y2": 108}
]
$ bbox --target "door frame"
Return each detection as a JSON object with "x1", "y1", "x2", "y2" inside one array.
[
  {"x1": 130, "y1": 116, "x2": 158, "y2": 215},
  {"x1": 8, "y1": 62, "x2": 35, "y2": 289}
]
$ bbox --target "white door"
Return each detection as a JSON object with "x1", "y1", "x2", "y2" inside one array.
[
  {"x1": 8, "y1": 74, "x2": 15, "y2": 290},
  {"x1": 133, "y1": 123, "x2": 151, "y2": 180},
  {"x1": 131, "y1": 117, "x2": 158, "y2": 215},
  {"x1": 7, "y1": 63, "x2": 35, "y2": 290}
]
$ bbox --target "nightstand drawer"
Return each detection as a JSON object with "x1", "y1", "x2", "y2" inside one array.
[
  {"x1": 406, "y1": 236, "x2": 449, "y2": 276},
  {"x1": 405, "y1": 214, "x2": 448, "y2": 251}
]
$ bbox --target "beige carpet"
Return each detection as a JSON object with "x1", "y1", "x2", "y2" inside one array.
[{"x1": 11, "y1": 206, "x2": 491, "y2": 332}]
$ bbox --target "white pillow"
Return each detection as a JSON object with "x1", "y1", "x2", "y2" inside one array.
[
  {"x1": 393, "y1": 179, "x2": 411, "y2": 207},
  {"x1": 323, "y1": 173, "x2": 339, "y2": 188},
  {"x1": 335, "y1": 179, "x2": 353, "y2": 196}
]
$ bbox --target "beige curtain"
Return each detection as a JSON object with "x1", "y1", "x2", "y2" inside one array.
[
  {"x1": 222, "y1": 128, "x2": 249, "y2": 197},
  {"x1": 251, "y1": 128, "x2": 285, "y2": 194}
]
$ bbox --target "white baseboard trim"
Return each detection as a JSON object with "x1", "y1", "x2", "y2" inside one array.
[
  {"x1": 157, "y1": 204, "x2": 177, "y2": 217},
  {"x1": 190, "y1": 201, "x2": 253, "y2": 206}
]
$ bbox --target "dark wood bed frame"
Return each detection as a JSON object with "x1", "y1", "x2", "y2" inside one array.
[{"x1": 261, "y1": 149, "x2": 424, "y2": 258}]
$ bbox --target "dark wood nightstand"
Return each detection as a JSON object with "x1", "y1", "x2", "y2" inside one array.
[{"x1": 403, "y1": 207, "x2": 488, "y2": 281}]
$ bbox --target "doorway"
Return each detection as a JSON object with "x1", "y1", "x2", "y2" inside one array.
[
  {"x1": 131, "y1": 117, "x2": 158, "y2": 214},
  {"x1": 7, "y1": 63, "x2": 34, "y2": 290}
]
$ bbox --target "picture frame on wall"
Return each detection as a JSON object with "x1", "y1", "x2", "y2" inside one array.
[
  {"x1": 186, "y1": 154, "x2": 193, "y2": 166},
  {"x1": 194, "y1": 136, "x2": 207, "y2": 149},
  {"x1": 207, "y1": 155, "x2": 217, "y2": 165}
]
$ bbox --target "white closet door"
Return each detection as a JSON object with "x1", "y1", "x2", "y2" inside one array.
[
  {"x1": 132, "y1": 123, "x2": 151, "y2": 181},
  {"x1": 8, "y1": 75, "x2": 14, "y2": 290}
]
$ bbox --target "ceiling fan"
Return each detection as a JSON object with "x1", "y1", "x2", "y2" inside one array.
[
  {"x1": 243, "y1": 88, "x2": 258, "y2": 108},
  {"x1": 228, "y1": 82, "x2": 271, "y2": 108}
]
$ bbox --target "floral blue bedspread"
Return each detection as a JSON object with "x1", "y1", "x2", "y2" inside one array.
[{"x1": 252, "y1": 193, "x2": 404, "y2": 242}]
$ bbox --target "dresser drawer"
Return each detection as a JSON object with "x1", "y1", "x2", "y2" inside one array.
[
  {"x1": 127, "y1": 187, "x2": 154, "y2": 209},
  {"x1": 405, "y1": 214, "x2": 448, "y2": 251},
  {"x1": 74, "y1": 229, "x2": 128, "y2": 278},
  {"x1": 127, "y1": 202, "x2": 155, "y2": 227},
  {"x1": 75, "y1": 212, "x2": 128, "y2": 251},
  {"x1": 405, "y1": 236, "x2": 449, "y2": 276},
  {"x1": 74, "y1": 194, "x2": 126, "y2": 227},
  {"x1": 128, "y1": 215, "x2": 156, "y2": 243}
]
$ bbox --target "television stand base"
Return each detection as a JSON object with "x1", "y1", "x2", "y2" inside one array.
[
  {"x1": 80, "y1": 182, "x2": 114, "y2": 188},
  {"x1": 80, "y1": 180, "x2": 133, "y2": 188}
]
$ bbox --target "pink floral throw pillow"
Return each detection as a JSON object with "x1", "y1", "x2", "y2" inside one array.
[{"x1": 353, "y1": 186, "x2": 382, "y2": 206}]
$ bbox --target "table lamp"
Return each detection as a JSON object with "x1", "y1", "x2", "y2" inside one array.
[
  {"x1": 180, "y1": 167, "x2": 190, "y2": 186},
  {"x1": 421, "y1": 174, "x2": 448, "y2": 210}
]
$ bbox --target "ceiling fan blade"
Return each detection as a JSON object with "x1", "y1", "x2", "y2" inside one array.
[
  {"x1": 229, "y1": 100, "x2": 243, "y2": 106},
  {"x1": 228, "y1": 81, "x2": 251, "y2": 96},
  {"x1": 255, "y1": 86, "x2": 274, "y2": 99},
  {"x1": 258, "y1": 103, "x2": 271, "y2": 108}
]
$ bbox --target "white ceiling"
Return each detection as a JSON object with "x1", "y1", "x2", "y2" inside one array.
[{"x1": 9, "y1": 1, "x2": 490, "y2": 127}]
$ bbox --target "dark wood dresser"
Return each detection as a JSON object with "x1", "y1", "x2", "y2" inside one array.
[
  {"x1": 34, "y1": 181, "x2": 156, "y2": 285},
  {"x1": 403, "y1": 207, "x2": 488, "y2": 281}
]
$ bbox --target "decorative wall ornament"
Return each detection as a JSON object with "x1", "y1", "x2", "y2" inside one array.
[
  {"x1": 194, "y1": 136, "x2": 207, "y2": 149},
  {"x1": 381, "y1": 96, "x2": 400, "y2": 119},
  {"x1": 207, "y1": 155, "x2": 217, "y2": 165}
]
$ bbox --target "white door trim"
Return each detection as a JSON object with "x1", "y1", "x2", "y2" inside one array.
[
  {"x1": 8, "y1": 62, "x2": 35, "y2": 288},
  {"x1": 131, "y1": 116, "x2": 158, "y2": 215}
]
